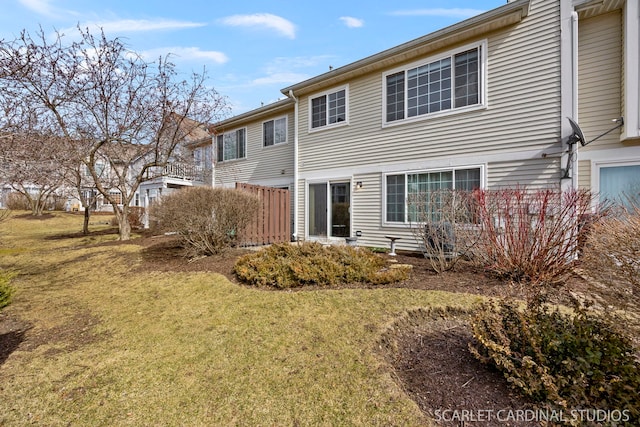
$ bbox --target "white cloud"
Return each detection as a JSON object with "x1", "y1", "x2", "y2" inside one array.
[
  {"x1": 218, "y1": 13, "x2": 296, "y2": 39},
  {"x1": 141, "y1": 47, "x2": 228, "y2": 65},
  {"x1": 251, "y1": 72, "x2": 310, "y2": 86},
  {"x1": 19, "y1": 0, "x2": 54, "y2": 15},
  {"x1": 339, "y1": 16, "x2": 364, "y2": 28},
  {"x1": 389, "y1": 8, "x2": 485, "y2": 19},
  {"x1": 248, "y1": 55, "x2": 334, "y2": 86},
  {"x1": 69, "y1": 19, "x2": 206, "y2": 35}
]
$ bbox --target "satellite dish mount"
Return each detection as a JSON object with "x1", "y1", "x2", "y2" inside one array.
[{"x1": 562, "y1": 116, "x2": 624, "y2": 179}]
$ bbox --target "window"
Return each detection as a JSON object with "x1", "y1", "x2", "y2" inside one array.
[
  {"x1": 384, "y1": 44, "x2": 483, "y2": 124},
  {"x1": 385, "y1": 167, "x2": 481, "y2": 223},
  {"x1": 599, "y1": 164, "x2": 640, "y2": 207},
  {"x1": 310, "y1": 87, "x2": 347, "y2": 129},
  {"x1": 263, "y1": 117, "x2": 287, "y2": 146},
  {"x1": 204, "y1": 146, "x2": 212, "y2": 167},
  {"x1": 216, "y1": 128, "x2": 246, "y2": 162},
  {"x1": 109, "y1": 190, "x2": 123, "y2": 205}
]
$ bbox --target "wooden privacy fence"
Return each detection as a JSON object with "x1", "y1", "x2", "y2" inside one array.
[{"x1": 236, "y1": 183, "x2": 290, "y2": 246}]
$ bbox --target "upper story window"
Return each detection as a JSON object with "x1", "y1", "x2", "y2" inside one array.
[
  {"x1": 384, "y1": 42, "x2": 485, "y2": 125},
  {"x1": 310, "y1": 86, "x2": 348, "y2": 130},
  {"x1": 263, "y1": 116, "x2": 287, "y2": 147},
  {"x1": 216, "y1": 128, "x2": 246, "y2": 162}
]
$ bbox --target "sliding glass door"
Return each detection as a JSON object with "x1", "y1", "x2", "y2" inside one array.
[{"x1": 308, "y1": 181, "x2": 350, "y2": 239}]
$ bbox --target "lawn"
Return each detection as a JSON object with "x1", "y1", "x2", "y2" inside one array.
[{"x1": 0, "y1": 212, "x2": 484, "y2": 426}]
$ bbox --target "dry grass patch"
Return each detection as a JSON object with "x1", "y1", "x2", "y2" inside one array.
[{"x1": 0, "y1": 212, "x2": 482, "y2": 426}]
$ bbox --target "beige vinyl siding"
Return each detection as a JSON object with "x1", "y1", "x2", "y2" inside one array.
[
  {"x1": 578, "y1": 10, "x2": 623, "y2": 151},
  {"x1": 297, "y1": 0, "x2": 561, "y2": 174},
  {"x1": 578, "y1": 160, "x2": 591, "y2": 190},
  {"x1": 215, "y1": 111, "x2": 294, "y2": 187},
  {"x1": 350, "y1": 173, "x2": 387, "y2": 248},
  {"x1": 487, "y1": 157, "x2": 561, "y2": 189}
]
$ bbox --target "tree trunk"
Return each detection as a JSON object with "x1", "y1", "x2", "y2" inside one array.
[
  {"x1": 116, "y1": 204, "x2": 131, "y2": 240},
  {"x1": 32, "y1": 197, "x2": 45, "y2": 216},
  {"x1": 83, "y1": 208, "x2": 90, "y2": 235}
]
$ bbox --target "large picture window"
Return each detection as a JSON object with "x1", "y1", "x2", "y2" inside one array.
[
  {"x1": 310, "y1": 87, "x2": 347, "y2": 129},
  {"x1": 263, "y1": 117, "x2": 287, "y2": 146},
  {"x1": 385, "y1": 167, "x2": 481, "y2": 223},
  {"x1": 384, "y1": 44, "x2": 483, "y2": 124},
  {"x1": 216, "y1": 128, "x2": 246, "y2": 162}
]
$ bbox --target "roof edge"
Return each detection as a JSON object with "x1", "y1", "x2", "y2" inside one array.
[
  {"x1": 281, "y1": 0, "x2": 530, "y2": 96},
  {"x1": 213, "y1": 97, "x2": 295, "y2": 131}
]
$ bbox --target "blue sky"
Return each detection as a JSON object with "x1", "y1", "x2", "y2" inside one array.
[{"x1": 1, "y1": 0, "x2": 505, "y2": 117}]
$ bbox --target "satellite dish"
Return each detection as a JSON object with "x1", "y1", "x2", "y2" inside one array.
[{"x1": 567, "y1": 117, "x2": 586, "y2": 146}]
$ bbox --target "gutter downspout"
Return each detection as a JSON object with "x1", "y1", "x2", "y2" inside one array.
[
  {"x1": 289, "y1": 89, "x2": 299, "y2": 241},
  {"x1": 210, "y1": 135, "x2": 216, "y2": 188},
  {"x1": 571, "y1": 10, "x2": 579, "y2": 192}
]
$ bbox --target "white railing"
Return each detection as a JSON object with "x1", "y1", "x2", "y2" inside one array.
[{"x1": 162, "y1": 163, "x2": 205, "y2": 181}]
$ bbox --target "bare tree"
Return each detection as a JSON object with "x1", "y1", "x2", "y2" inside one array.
[
  {"x1": 0, "y1": 117, "x2": 69, "y2": 216},
  {"x1": 0, "y1": 27, "x2": 227, "y2": 239},
  {"x1": 62, "y1": 147, "x2": 104, "y2": 234}
]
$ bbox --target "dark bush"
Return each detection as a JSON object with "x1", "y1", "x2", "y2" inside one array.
[
  {"x1": 470, "y1": 299, "x2": 640, "y2": 425},
  {"x1": 0, "y1": 271, "x2": 15, "y2": 311},
  {"x1": 234, "y1": 242, "x2": 411, "y2": 288},
  {"x1": 151, "y1": 187, "x2": 260, "y2": 257}
]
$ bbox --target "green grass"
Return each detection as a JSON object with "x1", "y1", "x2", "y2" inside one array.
[{"x1": 0, "y1": 212, "x2": 483, "y2": 426}]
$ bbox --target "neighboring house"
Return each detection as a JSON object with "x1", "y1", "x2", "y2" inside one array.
[
  {"x1": 212, "y1": 98, "x2": 295, "y2": 231},
  {"x1": 135, "y1": 118, "x2": 213, "y2": 218}
]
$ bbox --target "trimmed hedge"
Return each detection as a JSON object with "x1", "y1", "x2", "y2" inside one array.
[{"x1": 234, "y1": 242, "x2": 411, "y2": 288}]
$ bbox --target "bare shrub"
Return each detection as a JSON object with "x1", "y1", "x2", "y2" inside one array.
[
  {"x1": 409, "y1": 189, "x2": 481, "y2": 272},
  {"x1": 127, "y1": 207, "x2": 145, "y2": 230},
  {"x1": 581, "y1": 197, "x2": 640, "y2": 309},
  {"x1": 5, "y1": 192, "x2": 29, "y2": 210},
  {"x1": 151, "y1": 187, "x2": 260, "y2": 257},
  {"x1": 472, "y1": 187, "x2": 596, "y2": 288}
]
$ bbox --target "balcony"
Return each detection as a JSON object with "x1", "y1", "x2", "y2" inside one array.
[
  {"x1": 145, "y1": 162, "x2": 209, "y2": 184},
  {"x1": 163, "y1": 163, "x2": 204, "y2": 181}
]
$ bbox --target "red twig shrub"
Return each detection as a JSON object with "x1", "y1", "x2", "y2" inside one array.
[{"x1": 472, "y1": 187, "x2": 596, "y2": 287}]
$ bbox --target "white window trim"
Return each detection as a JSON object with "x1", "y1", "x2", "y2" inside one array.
[
  {"x1": 590, "y1": 157, "x2": 640, "y2": 206},
  {"x1": 381, "y1": 40, "x2": 488, "y2": 128},
  {"x1": 381, "y1": 165, "x2": 486, "y2": 227},
  {"x1": 262, "y1": 115, "x2": 289, "y2": 148},
  {"x1": 307, "y1": 85, "x2": 349, "y2": 133},
  {"x1": 623, "y1": 0, "x2": 640, "y2": 140},
  {"x1": 216, "y1": 127, "x2": 247, "y2": 163}
]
